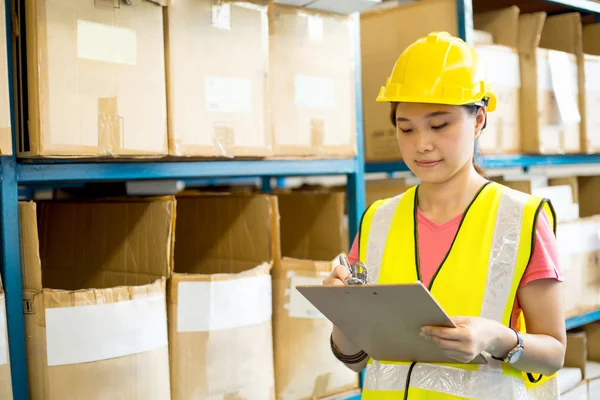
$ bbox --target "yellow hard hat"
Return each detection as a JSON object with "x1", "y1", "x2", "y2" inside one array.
[{"x1": 376, "y1": 31, "x2": 496, "y2": 112}]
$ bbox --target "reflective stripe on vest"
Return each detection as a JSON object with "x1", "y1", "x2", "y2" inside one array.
[
  {"x1": 360, "y1": 183, "x2": 558, "y2": 399},
  {"x1": 363, "y1": 362, "x2": 559, "y2": 400}
]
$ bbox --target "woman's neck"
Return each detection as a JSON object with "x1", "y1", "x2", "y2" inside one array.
[{"x1": 417, "y1": 164, "x2": 489, "y2": 224}]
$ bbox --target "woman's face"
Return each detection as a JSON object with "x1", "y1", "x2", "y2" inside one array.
[{"x1": 394, "y1": 102, "x2": 484, "y2": 184}]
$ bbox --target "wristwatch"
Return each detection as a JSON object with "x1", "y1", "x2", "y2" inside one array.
[{"x1": 492, "y1": 328, "x2": 524, "y2": 364}]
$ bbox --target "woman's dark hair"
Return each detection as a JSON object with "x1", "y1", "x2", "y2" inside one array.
[{"x1": 389, "y1": 102, "x2": 486, "y2": 176}]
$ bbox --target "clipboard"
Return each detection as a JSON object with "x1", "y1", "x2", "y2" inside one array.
[{"x1": 296, "y1": 281, "x2": 488, "y2": 364}]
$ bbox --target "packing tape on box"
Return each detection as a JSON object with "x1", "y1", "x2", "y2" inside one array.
[
  {"x1": 285, "y1": 276, "x2": 326, "y2": 319},
  {"x1": 312, "y1": 373, "x2": 332, "y2": 398},
  {"x1": 177, "y1": 274, "x2": 272, "y2": 332},
  {"x1": 311, "y1": 118, "x2": 325, "y2": 152},
  {"x1": 0, "y1": 298, "x2": 7, "y2": 366},
  {"x1": 98, "y1": 97, "x2": 122, "y2": 155},
  {"x1": 213, "y1": 123, "x2": 235, "y2": 157},
  {"x1": 45, "y1": 294, "x2": 168, "y2": 366}
]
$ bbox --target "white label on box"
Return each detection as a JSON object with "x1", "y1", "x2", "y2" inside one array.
[
  {"x1": 212, "y1": 3, "x2": 232, "y2": 30},
  {"x1": 288, "y1": 276, "x2": 326, "y2": 319},
  {"x1": 548, "y1": 50, "x2": 580, "y2": 124},
  {"x1": 205, "y1": 76, "x2": 252, "y2": 113},
  {"x1": 45, "y1": 294, "x2": 167, "y2": 366},
  {"x1": 177, "y1": 275, "x2": 272, "y2": 332},
  {"x1": 476, "y1": 46, "x2": 520, "y2": 88},
  {"x1": 585, "y1": 56, "x2": 600, "y2": 93},
  {"x1": 0, "y1": 301, "x2": 6, "y2": 365},
  {"x1": 294, "y1": 75, "x2": 335, "y2": 109},
  {"x1": 77, "y1": 20, "x2": 137, "y2": 65}
]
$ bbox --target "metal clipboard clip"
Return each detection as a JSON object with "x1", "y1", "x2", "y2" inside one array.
[{"x1": 339, "y1": 254, "x2": 368, "y2": 285}]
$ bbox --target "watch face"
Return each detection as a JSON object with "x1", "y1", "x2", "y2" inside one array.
[{"x1": 508, "y1": 348, "x2": 524, "y2": 364}]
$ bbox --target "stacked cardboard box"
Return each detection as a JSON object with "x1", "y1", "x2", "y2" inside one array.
[
  {"x1": 15, "y1": 0, "x2": 168, "y2": 157},
  {"x1": 473, "y1": 7, "x2": 521, "y2": 155},
  {"x1": 274, "y1": 191, "x2": 358, "y2": 399},
  {"x1": 164, "y1": 0, "x2": 271, "y2": 157},
  {"x1": 519, "y1": 12, "x2": 582, "y2": 154},
  {"x1": 0, "y1": 277, "x2": 12, "y2": 399},
  {"x1": 0, "y1": 0, "x2": 12, "y2": 155},
  {"x1": 168, "y1": 194, "x2": 277, "y2": 399},
  {"x1": 561, "y1": 327, "x2": 600, "y2": 399},
  {"x1": 582, "y1": 24, "x2": 600, "y2": 153},
  {"x1": 269, "y1": 4, "x2": 356, "y2": 157},
  {"x1": 18, "y1": 198, "x2": 174, "y2": 399}
]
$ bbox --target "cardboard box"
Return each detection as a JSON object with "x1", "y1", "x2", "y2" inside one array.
[
  {"x1": 0, "y1": 278, "x2": 12, "y2": 400},
  {"x1": 561, "y1": 381, "x2": 588, "y2": 400},
  {"x1": 16, "y1": 0, "x2": 168, "y2": 157},
  {"x1": 19, "y1": 198, "x2": 174, "y2": 399},
  {"x1": 556, "y1": 217, "x2": 600, "y2": 317},
  {"x1": 365, "y1": 178, "x2": 410, "y2": 206},
  {"x1": 519, "y1": 12, "x2": 582, "y2": 154},
  {"x1": 577, "y1": 176, "x2": 600, "y2": 217},
  {"x1": 274, "y1": 192, "x2": 358, "y2": 399},
  {"x1": 583, "y1": 24, "x2": 600, "y2": 153},
  {"x1": 269, "y1": 4, "x2": 356, "y2": 157},
  {"x1": 169, "y1": 194, "x2": 277, "y2": 400},
  {"x1": 360, "y1": 0, "x2": 458, "y2": 162},
  {"x1": 0, "y1": 0, "x2": 12, "y2": 155},
  {"x1": 473, "y1": 7, "x2": 521, "y2": 155},
  {"x1": 165, "y1": 0, "x2": 271, "y2": 157}
]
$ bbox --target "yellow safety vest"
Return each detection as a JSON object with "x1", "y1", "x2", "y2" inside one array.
[{"x1": 358, "y1": 182, "x2": 559, "y2": 400}]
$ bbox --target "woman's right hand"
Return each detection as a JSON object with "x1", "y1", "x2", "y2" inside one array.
[{"x1": 322, "y1": 265, "x2": 351, "y2": 286}]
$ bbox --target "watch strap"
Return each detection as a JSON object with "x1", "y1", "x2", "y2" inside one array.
[{"x1": 491, "y1": 328, "x2": 522, "y2": 362}]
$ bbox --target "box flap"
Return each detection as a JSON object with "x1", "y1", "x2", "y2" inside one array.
[
  {"x1": 583, "y1": 24, "x2": 600, "y2": 56},
  {"x1": 518, "y1": 12, "x2": 546, "y2": 54},
  {"x1": 565, "y1": 331, "x2": 588, "y2": 378},
  {"x1": 34, "y1": 198, "x2": 175, "y2": 290},
  {"x1": 473, "y1": 6, "x2": 520, "y2": 48},
  {"x1": 174, "y1": 194, "x2": 280, "y2": 275},
  {"x1": 277, "y1": 192, "x2": 347, "y2": 262},
  {"x1": 18, "y1": 202, "x2": 43, "y2": 291},
  {"x1": 539, "y1": 13, "x2": 582, "y2": 55}
]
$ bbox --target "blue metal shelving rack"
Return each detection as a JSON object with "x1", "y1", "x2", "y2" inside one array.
[
  {"x1": 3, "y1": 0, "x2": 600, "y2": 399},
  {"x1": 0, "y1": 2, "x2": 366, "y2": 398}
]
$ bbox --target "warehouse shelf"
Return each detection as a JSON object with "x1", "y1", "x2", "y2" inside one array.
[
  {"x1": 366, "y1": 154, "x2": 600, "y2": 174},
  {"x1": 16, "y1": 158, "x2": 358, "y2": 184},
  {"x1": 544, "y1": 0, "x2": 600, "y2": 13},
  {"x1": 566, "y1": 310, "x2": 600, "y2": 331}
]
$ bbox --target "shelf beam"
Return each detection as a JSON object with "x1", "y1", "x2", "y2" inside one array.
[
  {"x1": 16, "y1": 159, "x2": 356, "y2": 184},
  {"x1": 366, "y1": 154, "x2": 600, "y2": 174},
  {"x1": 543, "y1": 0, "x2": 600, "y2": 13},
  {"x1": 566, "y1": 310, "x2": 600, "y2": 330}
]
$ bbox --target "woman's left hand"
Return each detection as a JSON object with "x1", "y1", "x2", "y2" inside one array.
[{"x1": 421, "y1": 316, "x2": 507, "y2": 363}]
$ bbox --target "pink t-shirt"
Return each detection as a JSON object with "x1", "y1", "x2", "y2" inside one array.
[{"x1": 347, "y1": 208, "x2": 562, "y2": 329}]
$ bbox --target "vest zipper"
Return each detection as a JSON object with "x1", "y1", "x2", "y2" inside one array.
[{"x1": 403, "y1": 361, "x2": 417, "y2": 399}]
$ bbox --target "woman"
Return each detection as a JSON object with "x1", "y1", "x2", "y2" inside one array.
[{"x1": 324, "y1": 32, "x2": 566, "y2": 399}]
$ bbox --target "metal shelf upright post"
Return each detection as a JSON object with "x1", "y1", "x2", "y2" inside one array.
[{"x1": 0, "y1": 2, "x2": 366, "y2": 398}]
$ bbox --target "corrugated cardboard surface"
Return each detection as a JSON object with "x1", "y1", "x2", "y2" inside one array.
[
  {"x1": 0, "y1": 0, "x2": 12, "y2": 156},
  {"x1": 583, "y1": 24, "x2": 600, "y2": 153},
  {"x1": 365, "y1": 179, "x2": 410, "y2": 206},
  {"x1": 360, "y1": 0, "x2": 458, "y2": 162},
  {"x1": 165, "y1": 0, "x2": 271, "y2": 157},
  {"x1": 274, "y1": 192, "x2": 357, "y2": 399},
  {"x1": 277, "y1": 191, "x2": 347, "y2": 261},
  {"x1": 22, "y1": 0, "x2": 167, "y2": 157},
  {"x1": 272, "y1": 259, "x2": 358, "y2": 400},
  {"x1": 519, "y1": 12, "x2": 582, "y2": 154},
  {"x1": 0, "y1": 280, "x2": 13, "y2": 400},
  {"x1": 169, "y1": 194, "x2": 278, "y2": 399},
  {"x1": 269, "y1": 4, "x2": 356, "y2": 157},
  {"x1": 18, "y1": 198, "x2": 175, "y2": 399},
  {"x1": 474, "y1": 7, "x2": 521, "y2": 155}
]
